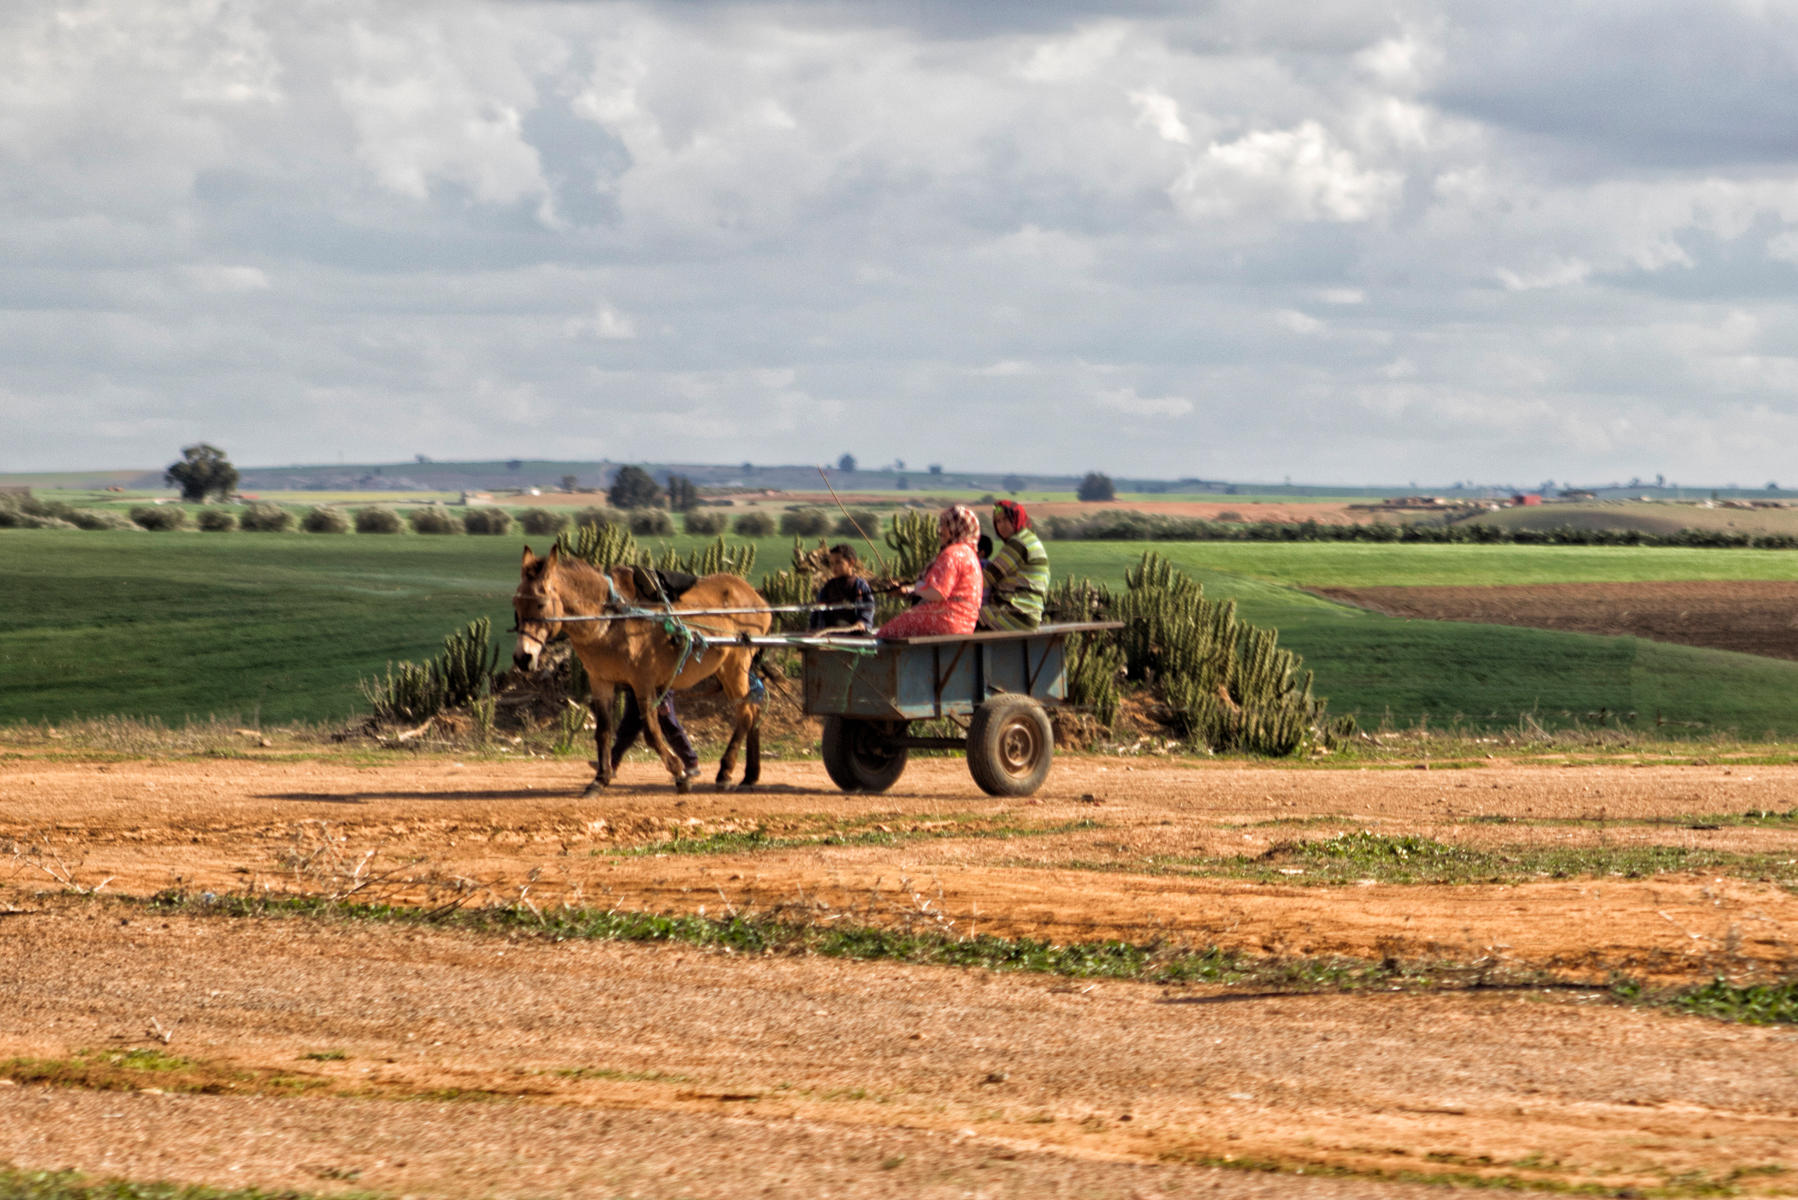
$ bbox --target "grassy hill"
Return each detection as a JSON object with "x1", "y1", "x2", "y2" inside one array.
[{"x1": 1458, "y1": 500, "x2": 1798, "y2": 539}]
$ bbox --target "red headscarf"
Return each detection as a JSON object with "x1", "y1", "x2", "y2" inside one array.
[
  {"x1": 938, "y1": 504, "x2": 980, "y2": 547},
  {"x1": 993, "y1": 499, "x2": 1028, "y2": 532}
]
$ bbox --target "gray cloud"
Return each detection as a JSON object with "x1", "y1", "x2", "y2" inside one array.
[{"x1": 4, "y1": 1, "x2": 1798, "y2": 484}]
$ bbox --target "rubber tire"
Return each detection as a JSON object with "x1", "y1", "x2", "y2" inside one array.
[
  {"x1": 820, "y1": 717, "x2": 909, "y2": 793},
  {"x1": 967, "y1": 696, "x2": 1054, "y2": 797}
]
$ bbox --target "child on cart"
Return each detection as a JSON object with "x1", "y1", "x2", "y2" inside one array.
[{"x1": 810, "y1": 543, "x2": 877, "y2": 633}]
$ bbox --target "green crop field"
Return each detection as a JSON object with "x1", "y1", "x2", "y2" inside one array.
[
  {"x1": 6, "y1": 530, "x2": 1798, "y2": 738},
  {"x1": 1051, "y1": 541, "x2": 1798, "y2": 589},
  {"x1": 1051, "y1": 543, "x2": 1798, "y2": 738}
]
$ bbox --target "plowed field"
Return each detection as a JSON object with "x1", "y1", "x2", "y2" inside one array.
[
  {"x1": 1322, "y1": 580, "x2": 1798, "y2": 661},
  {"x1": 4, "y1": 754, "x2": 1798, "y2": 1198}
]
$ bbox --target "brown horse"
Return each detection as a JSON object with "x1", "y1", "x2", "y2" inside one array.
[{"x1": 512, "y1": 545, "x2": 772, "y2": 794}]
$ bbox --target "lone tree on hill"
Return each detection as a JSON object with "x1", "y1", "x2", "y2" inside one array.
[
  {"x1": 607, "y1": 464, "x2": 664, "y2": 509},
  {"x1": 1076, "y1": 471, "x2": 1116, "y2": 502},
  {"x1": 665, "y1": 473, "x2": 700, "y2": 512},
  {"x1": 836, "y1": 452, "x2": 857, "y2": 472},
  {"x1": 165, "y1": 443, "x2": 238, "y2": 502}
]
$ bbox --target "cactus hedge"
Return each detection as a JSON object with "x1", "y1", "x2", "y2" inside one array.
[{"x1": 1052, "y1": 551, "x2": 1352, "y2": 756}]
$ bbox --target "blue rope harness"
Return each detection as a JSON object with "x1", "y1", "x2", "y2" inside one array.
[{"x1": 602, "y1": 573, "x2": 711, "y2": 709}]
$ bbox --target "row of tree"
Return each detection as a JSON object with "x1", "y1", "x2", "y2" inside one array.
[{"x1": 164, "y1": 446, "x2": 1124, "y2": 508}]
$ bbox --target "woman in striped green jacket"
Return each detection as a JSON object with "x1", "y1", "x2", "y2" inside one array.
[{"x1": 979, "y1": 499, "x2": 1049, "y2": 630}]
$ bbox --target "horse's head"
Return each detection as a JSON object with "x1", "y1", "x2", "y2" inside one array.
[{"x1": 513, "y1": 544, "x2": 571, "y2": 671}]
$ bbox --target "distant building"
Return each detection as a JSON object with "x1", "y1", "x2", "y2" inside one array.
[{"x1": 1511, "y1": 493, "x2": 1542, "y2": 506}]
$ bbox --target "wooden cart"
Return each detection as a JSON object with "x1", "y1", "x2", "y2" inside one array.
[{"x1": 793, "y1": 622, "x2": 1121, "y2": 797}]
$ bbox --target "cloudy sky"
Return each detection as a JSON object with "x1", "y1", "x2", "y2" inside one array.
[{"x1": 6, "y1": 0, "x2": 1798, "y2": 486}]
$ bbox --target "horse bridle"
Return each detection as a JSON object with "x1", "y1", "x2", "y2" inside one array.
[{"x1": 511, "y1": 567, "x2": 633, "y2": 661}]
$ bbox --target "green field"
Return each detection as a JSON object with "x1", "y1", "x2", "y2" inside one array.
[
  {"x1": 1050, "y1": 541, "x2": 1798, "y2": 588},
  {"x1": 6, "y1": 531, "x2": 1798, "y2": 737}
]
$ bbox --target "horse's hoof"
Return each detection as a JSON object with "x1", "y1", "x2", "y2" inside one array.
[
  {"x1": 582, "y1": 778, "x2": 609, "y2": 797},
  {"x1": 675, "y1": 775, "x2": 692, "y2": 795},
  {"x1": 713, "y1": 779, "x2": 736, "y2": 794}
]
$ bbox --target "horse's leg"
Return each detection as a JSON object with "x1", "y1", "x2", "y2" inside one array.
[
  {"x1": 741, "y1": 714, "x2": 761, "y2": 789},
  {"x1": 633, "y1": 682, "x2": 691, "y2": 794},
  {"x1": 739, "y1": 647, "x2": 764, "y2": 789},
  {"x1": 712, "y1": 652, "x2": 757, "y2": 792},
  {"x1": 584, "y1": 682, "x2": 616, "y2": 796}
]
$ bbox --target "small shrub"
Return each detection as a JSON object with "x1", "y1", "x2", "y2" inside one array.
[
  {"x1": 684, "y1": 508, "x2": 728, "y2": 536},
  {"x1": 0, "y1": 512, "x2": 77, "y2": 529},
  {"x1": 69, "y1": 509, "x2": 140, "y2": 531},
  {"x1": 834, "y1": 510, "x2": 880, "y2": 538},
  {"x1": 408, "y1": 505, "x2": 463, "y2": 534},
  {"x1": 196, "y1": 508, "x2": 236, "y2": 532},
  {"x1": 779, "y1": 508, "x2": 832, "y2": 537},
  {"x1": 518, "y1": 508, "x2": 569, "y2": 536},
  {"x1": 130, "y1": 505, "x2": 187, "y2": 531},
  {"x1": 463, "y1": 507, "x2": 514, "y2": 535},
  {"x1": 354, "y1": 507, "x2": 404, "y2": 534},
  {"x1": 301, "y1": 506, "x2": 350, "y2": 534},
  {"x1": 628, "y1": 509, "x2": 674, "y2": 536},
  {"x1": 238, "y1": 502, "x2": 293, "y2": 532},
  {"x1": 733, "y1": 512, "x2": 776, "y2": 537},
  {"x1": 573, "y1": 506, "x2": 621, "y2": 530}
]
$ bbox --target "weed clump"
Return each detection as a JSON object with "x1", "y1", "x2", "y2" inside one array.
[
  {"x1": 627, "y1": 509, "x2": 673, "y2": 536},
  {"x1": 518, "y1": 507, "x2": 568, "y2": 536},
  {"x1": 354, "y1": 507, "x2": 403, "y2": 534},
  {"x1": 684, "y1": 508, "x2": 728, "y2": 535},
  {"x1": 300, "y1": 505, "x2": 350, "y2": 534},
  {"x1": 238, "y1": 502, "x2": 293, "y2": 532},
  {"x1": 732, "y1": 512, "x2": 775, "y2": 537},
  {"x1": 407, "y1": 505, "x2": 462, "y2": 535},
  {"x1": 463, "y1": 507, "x2": 514, "y2": 535},
  {"x1": 129, "y1": 505, "x2": 187, "y2": 531}
]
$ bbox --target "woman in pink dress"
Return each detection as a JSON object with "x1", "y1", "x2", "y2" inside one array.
[{"x1": 876, "y1": 505, "x2": 983, "y2": 638}]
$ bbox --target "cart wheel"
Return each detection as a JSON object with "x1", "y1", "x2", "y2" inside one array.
[
  {"x1": 820, "y1": 717, "x2": 908, "y2": 793},
  {"x1": 967, "y1": 695, "x2": 1054, "y2": 797}
]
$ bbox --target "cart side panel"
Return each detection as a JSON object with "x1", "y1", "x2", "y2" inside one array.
[{"x1": 802, "y1": 634, "x2": 1070, "y2": 720}]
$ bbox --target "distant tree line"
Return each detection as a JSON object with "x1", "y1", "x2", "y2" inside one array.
[{"x1": 1038, "y1": 511, "x2": 1798, "y2": 549}]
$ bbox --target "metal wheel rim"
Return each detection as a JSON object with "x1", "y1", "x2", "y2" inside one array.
[{"x1": 996, "y1": 717, "x2": 1040, "y2": 775}]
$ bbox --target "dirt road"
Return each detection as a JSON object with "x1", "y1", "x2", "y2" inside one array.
[{"x1": 3, "y1": 753, "x2": 1797, "y2": 1198}]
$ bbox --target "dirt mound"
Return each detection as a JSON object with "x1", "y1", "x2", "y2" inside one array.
[{"x1": 1319, "y1": 580, "x2": 1798, "y2": 661}]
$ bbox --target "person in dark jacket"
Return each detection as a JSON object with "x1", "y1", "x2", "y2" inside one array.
[
  {"x1": 810, "y1": 544, "x2": 877, "y2": 632},
  {"x1": 611, "y1": 690, "x2": 699, "y2": 780}
]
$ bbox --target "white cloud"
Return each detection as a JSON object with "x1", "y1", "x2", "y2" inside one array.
[
  {"x1": 1495, "y1": 258, "x2": 1591, "y2": 291},
  {"x1": 334, "y1": 17, "x2": 551, "y2": 206},
  {"x1": 1275, "y1": 309, "x2": 1326, "y2": 334},
  {"x1": 565, "y1": 304, "x2": 636, "y2": 341},
  {"x1": 1129, "y1": 89, "x2": 1191, "y2": 146},
  {"x1": 1097, "y1": 387, "x2": 1193, "y2": 419},
  {"x1": 181, "y1": 265, "x2": 271, "y2": 293},
  {"x1": 1171, "y1": 121, "x2": 1402, "y2": 223}
]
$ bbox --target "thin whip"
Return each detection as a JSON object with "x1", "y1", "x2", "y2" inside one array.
[{"x1": 817, "y1": 465, "x2": 890, "y2": 576}]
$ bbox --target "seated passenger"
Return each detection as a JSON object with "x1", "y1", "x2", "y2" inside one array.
[
  {"x1": 978, "y1": 500, "x2": 1049, "y2": 630},
  {"x1": 875, "y1": 506, "x2": 983, "y2": 638},
  {"x1": 810, "y1": 543, "x2": 877, "y2": 632}
]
